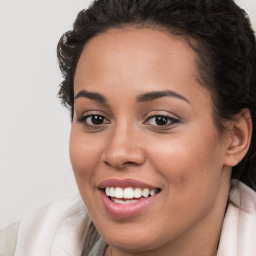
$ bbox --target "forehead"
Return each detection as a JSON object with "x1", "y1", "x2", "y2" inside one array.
[
  {"x1": 82, "y1": 27, "x2": 194, "y2": 61},
  {"x1": 75, "y1": 28, "x2": 197, "y2": 89},
  {"x1": 74, "y1": 27, "x2": 211, "y2": 111}
]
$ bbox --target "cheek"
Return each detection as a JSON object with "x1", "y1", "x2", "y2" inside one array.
[
  {"x1": 146, "y1": 135, "x2": 224, "y2": 225},
  {"x1": 69, "y1": 128, "x2": 103, "y2": 181},
  {"x1": 147, "y1": 129, "x2": 224, "y2": 192},
  {"x1": 69, "y1": 128, "x2": 105, "y2": 215}
]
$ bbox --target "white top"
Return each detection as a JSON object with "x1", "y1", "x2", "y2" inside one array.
[
  {"x1": 1, "y1": 180, "x2": 256, "y2": 256},
  {"x1": 217, "y1": 181, "x2": 256, "y2": 256}
]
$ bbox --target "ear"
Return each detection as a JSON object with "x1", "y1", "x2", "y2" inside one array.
[{"x1": 224, "y1": 108, "x2": 252, "y2": 167}]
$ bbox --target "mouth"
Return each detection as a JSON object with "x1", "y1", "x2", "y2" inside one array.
[
  {"x1": 98, "y1": 179, "x2": 161, "y2": 218},
  {"x1": 104, "y1": 187, "x2": 161, "y2": 204}
]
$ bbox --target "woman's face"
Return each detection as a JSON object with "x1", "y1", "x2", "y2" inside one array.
[{"x1": 70, "y1": 28, "x2": 232, "y2": 254}]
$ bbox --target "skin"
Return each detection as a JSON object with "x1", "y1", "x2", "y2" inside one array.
[{"x1": 70, "y1": 28, "x2": 250, "y2": 256}]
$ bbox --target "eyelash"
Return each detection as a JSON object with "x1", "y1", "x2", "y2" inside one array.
[
  {"x1": 144, "y1": 115, "x2": 180, "y2": 127},
  {"x1": 77, "y1": 114, "x2": 180, "y2": 129},
  {"x1": 77, "y1": 114, "x2": 110, "y2": 127}
]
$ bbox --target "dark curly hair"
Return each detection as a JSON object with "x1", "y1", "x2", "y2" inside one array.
[{"x1": 57, "y1": 0, "x2": 256, "y2": 189}]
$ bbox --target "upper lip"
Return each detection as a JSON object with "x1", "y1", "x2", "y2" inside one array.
[{"x1": 97, "y1": 178, "x2": 159, "y2": 190}]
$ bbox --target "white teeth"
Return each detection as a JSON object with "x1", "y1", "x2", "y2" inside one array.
[
  {"x1": 123, "y1": 187, "x2": 134, "y2": 199},
  {"x1": 142, "y1": 188, "x2": 149, "y2": 197},
  {"x1": 134, "y1": 188, "x2": 142, "y2": 198},
  {"x1": 104, "y1": 187, "x2": 159, "y2": 199},
  {"x1": 110, "y1": 187, "x2": 115, "y2": 197},
  {"x1": 112, "y1": 199, "x2": 138, "y2": 204},
  {"x1": 105, "y1": 187, "x2": 110, "y2": 196},
  {"x1": 115, "y1": 187, "x2": 123, "y2": 198},
  {"x1": 149, "y1": 189, "x2": 156, "y2": 196}
]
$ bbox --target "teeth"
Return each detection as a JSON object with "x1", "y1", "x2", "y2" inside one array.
[
  {"x1": 134, "y1": 188, "x2": 142, "y2": 198},
  {"x1": 150, "y1": 189, "x2": 156, "y2": 196},
  {"x1": 104, "y1": 187, "x2": 159, "y2": 199},
  {"x1": 115, "y1": 187, "x2": 123, "y2": 198},
  {"x1": 142, "y1": 188, "x2": 149, "y2": 197},
  {"x1": 112, "y1": 199, "x2": 138, "y2": 204},
  {"x1": 123, "y1": 188, "x2": 134, "y2": 199},
  {"x1": 110, "y1": 187, "x2": 115, "y2": 197}
]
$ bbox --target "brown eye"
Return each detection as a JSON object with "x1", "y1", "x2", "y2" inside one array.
[
  {"x1": 79, "y1": 114, "x2": 110, "y2": 126},
  {"x1": 90, "y1": 115, "x2": 105, "y2": 125},
  {"x1": 145, "y1": 115, "x2": 179, "y2": 127},
  {"x1": 155, "y1": 116, "x2": 169, "y2": 126}
]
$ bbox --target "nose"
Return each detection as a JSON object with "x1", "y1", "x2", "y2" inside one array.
[{"x1": 103, "y1": 123, "x2": 145, "y2": 169}]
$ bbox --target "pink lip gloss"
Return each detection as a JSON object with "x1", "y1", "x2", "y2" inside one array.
[{"x1": 98, "y1": 179, "x2": 160, "y2": 218}]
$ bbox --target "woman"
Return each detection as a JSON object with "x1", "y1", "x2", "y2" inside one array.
[{"x1": 1, "y1": 0, "x2": 256, "y2": 255}]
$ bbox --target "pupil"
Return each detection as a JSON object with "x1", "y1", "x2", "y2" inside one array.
[
  {"x1": 92, "y1": 115, "x2": 103, "y2": 125},
  {"x1": 156, "y1": 116, "x2": 167, "y2": 126}
]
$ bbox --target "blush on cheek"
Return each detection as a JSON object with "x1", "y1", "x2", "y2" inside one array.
[
  {"x1": 70, "y1": 125, "x2": 111, "y2": 177},
  {"x1": 70, "y1": 140, "x2": 92, "y2": 175},
  {"x1": 151, "y1": 142, "x2": 190, "y2": 170}
]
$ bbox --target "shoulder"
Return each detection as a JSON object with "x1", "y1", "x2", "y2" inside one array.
[
  {"x1": 229, "y1": 180, "x2": 256, "y2": 210},
  {"x1": 0, "y1": 222, "x2": 20, "y2": 256},
  {"x1": 14, "y1": 195, "x2": 93, "y2": 256},
  {"x1": 217, "y1": 181, "x2": 256, "y2": 255}
]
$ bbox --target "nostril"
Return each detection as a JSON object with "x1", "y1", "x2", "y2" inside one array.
[
  {"x1": 104, "y1": 160, "x2": 138, "y2": 169},
  {"x1": 123, "y1": 161, "x2": 137, "y2": 165}
]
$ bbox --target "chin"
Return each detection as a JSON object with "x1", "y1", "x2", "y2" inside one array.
[{"x1": 98, "y1": 221, "x2": 169, "y2": 253}]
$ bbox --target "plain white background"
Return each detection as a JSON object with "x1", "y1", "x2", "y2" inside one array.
[{"x1": 0, "y1": 0, "x2": 255, "y2": 229}]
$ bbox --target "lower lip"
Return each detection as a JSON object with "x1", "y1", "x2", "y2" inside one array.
[{"x1": 100, "y1": 190, "x2": 159, "y2": 218}]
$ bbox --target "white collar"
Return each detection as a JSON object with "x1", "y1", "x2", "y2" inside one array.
[
  {"x1": 217, "y1": 180, "x2": 256, "y2": 256},
  {"x1": 14, "y1": 195, "x2": 90, "y2": 256}
]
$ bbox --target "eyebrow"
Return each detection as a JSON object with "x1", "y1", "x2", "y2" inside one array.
[
  {"x1": 136, "y1": 90, "x2": 191, "y2": 104},
  {"x1": 74, "y1": 90, "x2": 107, "y2": 104},
  {"x1": 74, "y1": 89, "x2": 191, "y2": 105}
]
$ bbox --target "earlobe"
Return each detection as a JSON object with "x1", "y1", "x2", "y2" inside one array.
[{"x1": 224, "y1": 108, "x2": 252, "y2": 167}]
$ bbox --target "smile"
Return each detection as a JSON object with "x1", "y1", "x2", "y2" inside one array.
[
  {"x1": 98, "y1": 179, "x2": 161, "y2": 218},
  {"x1": 105, "y1": 187, "x2": 160, "y2": 204}
]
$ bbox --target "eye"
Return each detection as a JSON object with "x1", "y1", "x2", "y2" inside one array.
[
  {"x1": 145, "y1": 115, "x2": 179, "y2": 127},
  {"x1": 78, "y1": 114, "x2": 110, "y2": 126}
]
